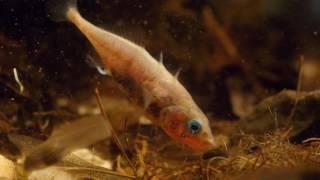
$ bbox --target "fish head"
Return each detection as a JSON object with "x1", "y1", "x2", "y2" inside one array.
[{"x1": 160, "y1": 105, "x2": 216, "y2": 153}]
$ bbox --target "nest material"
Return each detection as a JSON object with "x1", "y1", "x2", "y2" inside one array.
[{"x1": 116, "y1": 127, "x2": 320, "y2": 180}]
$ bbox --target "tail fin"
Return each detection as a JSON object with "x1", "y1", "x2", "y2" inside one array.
[{"x1": 46, "y1": 0, "x2": 78, "y2": 22}]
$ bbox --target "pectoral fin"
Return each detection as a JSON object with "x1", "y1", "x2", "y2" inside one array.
[{"x1": 86, "y1": 50, "x2": 112, "y2": 76}]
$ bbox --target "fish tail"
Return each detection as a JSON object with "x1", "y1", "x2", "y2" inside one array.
[{"x1": 46, "y1": 0, "x2": 78, "y2": 22}]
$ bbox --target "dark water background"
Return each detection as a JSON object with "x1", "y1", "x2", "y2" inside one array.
[{"x1": 0, "y1": 0, "x2": 320, "y2": 124}]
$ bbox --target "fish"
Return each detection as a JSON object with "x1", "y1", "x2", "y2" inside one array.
[
  {"x1": 9, "y1": 134, "x2": 135, "y2": 179},
  {"x1": 47, "y1": 0, "x2": 216, "y2": 153},
  {"x1": 14, "y1": 115, "x2": 111, "y2": 172}
]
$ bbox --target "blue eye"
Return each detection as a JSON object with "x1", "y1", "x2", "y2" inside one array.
[{"x1": 187, "y1": 119, "x2": 202, "y2": 134}]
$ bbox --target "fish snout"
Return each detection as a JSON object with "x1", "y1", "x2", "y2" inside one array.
[
  {"x1": 185, "y1": 135, "x2": 218, "y2": 154},
  {"x1": 201, "y1": 137, "x2": 218, "y2": 152}
]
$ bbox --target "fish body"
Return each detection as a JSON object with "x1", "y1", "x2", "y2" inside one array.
[{"x1": 52, "y1": 1, "x2": 215, "y2": 152}]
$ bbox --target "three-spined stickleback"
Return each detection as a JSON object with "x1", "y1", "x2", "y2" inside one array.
[{"x1": 49, "y1": 0, "x2": 216, "y2": 153}]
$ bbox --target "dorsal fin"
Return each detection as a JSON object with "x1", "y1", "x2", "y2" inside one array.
[
  {"x1": 159, "y1": 51, "x2": 164, "y2": 65},
  {"x1": 174, "y1": 67, "x2": 182, "y2": 79}
]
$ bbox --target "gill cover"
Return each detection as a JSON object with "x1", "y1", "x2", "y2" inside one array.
[
  {"x1": 160, "y1": 106, "x2": 190, "y2": 139},
  {"x1": 160, "y1": 105, "x2": 215, "y2": 152}
]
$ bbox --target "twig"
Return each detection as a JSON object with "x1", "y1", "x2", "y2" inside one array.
[
  {"x1": 302, "y1": 138, "x2": 320, "y2": 144},
  {"x1": 206, "y1": 156, "x2": 228, "y2": 180},
  {"x1": 163, "y1": 165, "x2": 201, "y2": 179},
  {"x1": 267, "y1": 104, "x2": 279, "y2": 129},
  {"x1": 202, "y1": 6, "x2": 238, "y2": 59},
  {"x1": 94, "y1": 87, "x2": 137, "y2": 176},
  {"x1": 13, "y1": 67, "x2": 24, "y2": 94},
  {"x1": 202, "y1": 6, "x2": 264, "y2": 96},
  {"x1": 287, "y1": 55, "x2": 304, "y2": 123},
  {"x1": 57, "y1": 166, "x2": 136, "y2": 179}
]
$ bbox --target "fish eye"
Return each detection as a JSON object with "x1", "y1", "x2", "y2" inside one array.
[{"x1": 187, "y1": 119, "x2": 202, "y2": 134}]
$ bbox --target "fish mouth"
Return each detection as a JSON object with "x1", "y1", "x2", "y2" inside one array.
[{"x1": 183, "y1": 136, "x2": 217, "y2": 154}]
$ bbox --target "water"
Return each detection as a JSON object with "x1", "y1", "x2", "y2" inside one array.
[{"x1": 0, "y1": 0, "x2": 320, "y2": 179}]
